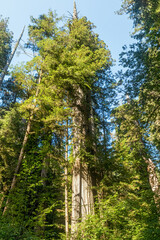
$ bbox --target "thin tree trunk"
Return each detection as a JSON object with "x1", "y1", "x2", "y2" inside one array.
[
  {"x1": 65, "y1": 121, "x2": 69, "y2": 239},
  {"x1": 2, "y1": 116, "x2": 32, "y2": 214},
  {"x1": 35, "y1": 158, "x2": 49, "y2": 235},
  {"x1": 0, "y1": 154, "x2": 8, "y2": 210},
  {"x1": 35, "y1": 135, "x2": 51, "y2": 235},
  {"x1": 2, "y1": 70, "x2": 42, "y2": 215},
  {"x1": 0, "y1": 27, "x2": 25, "y2": 88},
  {"x1": 0, "y1": 192, "x2": 5, "y2": 210},
  {"x1": 41, "y1": 158, "x2": 49, "y2": 187}
]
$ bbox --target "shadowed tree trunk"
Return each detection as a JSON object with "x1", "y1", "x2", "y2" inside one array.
[
  {"x1": 65, "y1": 120, "x2": 69, "y2": 239},
  {"x1": 71, "y1": 87, "x2": 94, "y2": 237},
  {"x1": 2, "y1": 70, "x2": 42, "y2": 215}
]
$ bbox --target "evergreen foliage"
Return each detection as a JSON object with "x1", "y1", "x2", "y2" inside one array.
[
  {"x1": 0, "y1": 16, "x2": 12, "y2": 73},
  {"x1": 0, "y1": 2, "x2": 159, "y2": 239}
]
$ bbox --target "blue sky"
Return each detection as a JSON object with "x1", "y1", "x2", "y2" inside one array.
[{"x1": 1, "y1": 0, "x2": 134, "y2": 70}]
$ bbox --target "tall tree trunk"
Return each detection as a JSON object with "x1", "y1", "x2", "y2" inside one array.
[
  {"x1": 0, "y1": 192, "x2": 5, "y2": 210},
  {"x1": 35, "y1": 158, "x2": 49, "y2": 236},
  {"x1": 71, "y1": 87, "x2": 94, "y2": 237},
  {"x1": 35, "y1": 134, "x2": 51, "y2": 236},
  {"x1": 65, "y1": 121, "x2": 69, "y2": 239},
  {"x1": 0, "y1": 154, "x2": 8, "y2": 210},
  {"x1": 0, "y1": 27, "x2": 25, "y2": 88},
  {"x1": 2, "y1": 70, "x2": 42, "y2": 215},
  {"x1": 137, "y1": 124, "x2": 160, "y2": 211},
  {"x1": 143, "y1": 156, "x2": 160, "y2": 211}
]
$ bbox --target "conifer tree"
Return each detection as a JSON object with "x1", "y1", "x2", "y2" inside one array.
[
  {"x1": 0, "y1": 12, "x2": 67, "y2": 238},
  {"x1": 119, "y1": 0, "x2": 160, "y2": 147},
  {"x1": 0, "y1": 16, "x2": 12, "y2": 74},
  {"x1": 75, "y1": 100, "x2": 160, "y2": 240}
]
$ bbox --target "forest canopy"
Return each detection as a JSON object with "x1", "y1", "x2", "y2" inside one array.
[{"x1": 0, "y1": 1, "x2": 160, "y2": 239}]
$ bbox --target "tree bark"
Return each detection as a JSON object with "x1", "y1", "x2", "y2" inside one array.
[
  {"x1": 0, "y1": 192, "x2": 5, "y2": 210},
  {"x1": 143, "y1": 157, "x2": 160, "y2": 211},
  {"x1": 0, "y1": 27, "x2": 25, "y2": 88},
  {"x1": 65, "y1": 122, "x2": 69, "y2": 239},
  {"x1": 71, "y1": 87, "x2": 94, "y2": 237}
]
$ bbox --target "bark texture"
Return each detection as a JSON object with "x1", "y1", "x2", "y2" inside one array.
[
  {"x1": 145, "y1": 157, "x2": 160, "y2": 210},
  {"x1": 65, "y1": 125, "x2": 69, "y2": 239},
  {"x1": 71, "y1": 87, "x2": 94, "y2": 237}
]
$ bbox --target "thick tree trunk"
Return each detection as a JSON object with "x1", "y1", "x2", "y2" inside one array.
[
  {"x1": 71, "y1": 87, "x2": 94, "y2": 237},
  {"x1": 129, "y1": 109, "x2": 160, "y2": 211},
  {"x1": 144, "y1": 157, "x2": 160, "y2": 210},
  {"x1": 147, "y1": 159, "x2": 160, "y2": 196},
  {"x1": 136, "y1": 119, "x2": 160, "y2": 211},
  {"x1": 71, "y1": 157, "x2": 94, "y2": 236},
  {"x1": 138, "y1": 133, "x2": 160, "y2": 210},
  {"x1": 2, "y1": 71, "x2": 42, "y2": 215}
]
